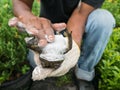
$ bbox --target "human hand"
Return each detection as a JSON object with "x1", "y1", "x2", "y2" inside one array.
[{"x1": 8, "y1": 16, "x2": 66, "y2": 47}]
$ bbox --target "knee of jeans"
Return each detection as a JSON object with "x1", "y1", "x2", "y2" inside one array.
[{"x1": 86, "y1": 9, "x2": 116, "y2": 34}]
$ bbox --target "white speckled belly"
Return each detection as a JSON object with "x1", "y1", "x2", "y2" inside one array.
[{"x1": 40, "y1": 35, "x2": 68, "y2": 61}]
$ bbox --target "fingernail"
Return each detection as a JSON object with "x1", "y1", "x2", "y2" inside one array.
[
  {"x1": 48, "y1": 35, "x2": 54, "y2": 42},
  {"x1": 38, "y1": 40, "x2": 47, "y2": 47},
  {"x1": 45, "y1": 35, "x2": 54, "y2": 42},
  {"x1": 8, "y1": 19, "x2": 18, "y2": 26}
]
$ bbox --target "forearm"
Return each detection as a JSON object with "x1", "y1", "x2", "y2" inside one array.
[
  {"x1": 67, "y1": 2, "x2": 95, "y2": 46},
  {"x1": 12, "y1": 0, "x2": 34, "y2": 18}
]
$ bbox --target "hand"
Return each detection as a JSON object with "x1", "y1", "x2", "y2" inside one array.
[{"x1": 9, "y1": 15, "x2": 66, "y2": 47}]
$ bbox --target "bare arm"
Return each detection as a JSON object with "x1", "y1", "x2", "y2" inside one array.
[
  {"x1": 12, "y1": 0, "x2": 34, "y2": 18},
  {"x1": 67, "y1": 2, "x2": 95, "y2": 47}
]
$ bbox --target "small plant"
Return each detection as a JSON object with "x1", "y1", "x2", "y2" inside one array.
[
  {"x1": 0, "y1": 0, "x2": 30, "y2": 85},
  {"x1": 102, "y1": 0, "x2": 120, "y2": 27},
  {"x1": 98, "y1": 28, "x2": 120, "y2": 90}
]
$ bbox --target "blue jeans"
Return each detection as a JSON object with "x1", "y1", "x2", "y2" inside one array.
[{"x1": 75, "y1": 9, "x2": 115, "y2": 81}]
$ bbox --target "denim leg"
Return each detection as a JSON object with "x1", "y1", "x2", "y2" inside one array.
[
  {"x1": 27, "y1": 49, "x2": 37, "y2": 68},
  {"x1": 75, "y1": 9, "x2": 116, "y2": 81}
]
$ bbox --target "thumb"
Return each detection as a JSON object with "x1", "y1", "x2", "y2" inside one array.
[{"x1": 52, "y1": 23, "x2": 66, "y2": 31}]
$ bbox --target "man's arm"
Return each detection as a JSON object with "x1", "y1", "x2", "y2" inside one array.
[
  {"x1": 12, "y1": 0, "x2": 66, "y2": 47},
  {"x1": 67, "y1": 2, "x2": 95, "y2": 47},
  {"x1": 12, "y1": 0, "x2": 34, "y2": 18}
]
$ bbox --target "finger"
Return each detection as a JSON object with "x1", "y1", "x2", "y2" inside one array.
[
  {"x1": 38, "y1": 39, "x2": 47, "y2": 47},
  {"x1": 30, "y1": 16, "x2": 43, "y2": 30},
  {"x1": 25, "y1": 18, "x2": 42, "y2": 35},
  {"x1": 9, "y1": 17, "x2": 27, "y2": 32},
  {"x1": 16, "y1": 22, "x2": 26, "y2": 32},
  {"x1": 8, "y1": 17, "x2": 19, "y2": 27},
  {"x1": 37, "y1": 29, "x2": 48, "y2": 47},
  {"x1": 52, "y1": 23, "x2": 66, "y2": 31},
  {"x1": 26, "y1": 27, "x2": 48, "y2": 47},
  {"x1": 40, "y1": 18, "x2": 55, "y2": 42},
  {"x1": 44, "y1": 34, "x2": 54, "y2": 43},
  {"x1": 26, "y1": 26, "x2": 39, "y2": 35}
]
